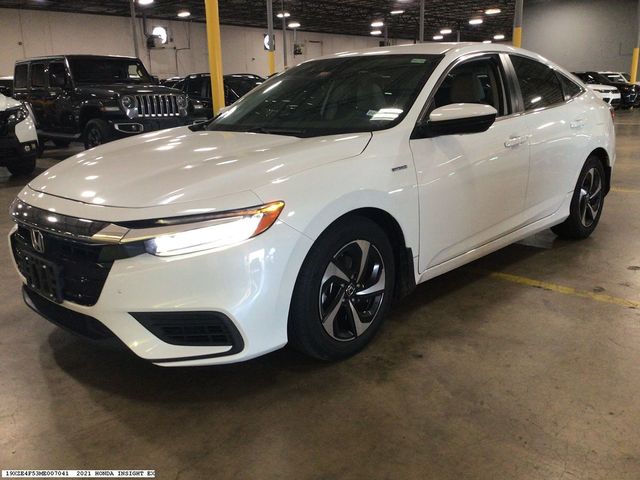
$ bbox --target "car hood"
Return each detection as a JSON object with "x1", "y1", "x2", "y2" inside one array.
[
  {"x1": 0, "y1": 93, "x2": 21, "y2": 111},
  {"x1": 28, "y1": 128, "x2": 372, "y2": 208},
  {"x1": 587, "y1": 84, "x2": 617, "y2": 91},
  {"x1": 75, "y1": 84, "x2": 183, "y2": 97}
]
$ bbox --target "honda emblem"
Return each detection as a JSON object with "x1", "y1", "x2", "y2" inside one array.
[{"x1": 30, "y1": 229, "x2": 45, "y2": 254}]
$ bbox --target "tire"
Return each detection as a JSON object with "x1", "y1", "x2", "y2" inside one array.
[
  {"x1": 552, "y1": 155, "x2": 606, "y2": 239},
  {"x1": 288, "y1": 216, "x2": 395, "y2": 361},
  {"x1": 83, "y1": 119, "x2": 112, "y2": 150},
  {"x1": 52, "y1": 139, "x2": 71, "y2": 148},
  {"x1": 7, "y1": 156, "x2": 36, "y2": 176}
]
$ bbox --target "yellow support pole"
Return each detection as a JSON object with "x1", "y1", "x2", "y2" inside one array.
[
  {"x1": 268, "y1": 50, "x2": 276, "y2": 75},
  {"x1": 513, "y1": 27, "x2": 522, "y2": 48},
  {"x1": 204, "y1": 0, "x2": 225, "y2": 115},
  {"x1": 512, "y1": 0, "x2": 523, "y2": 48},
  {"x1": 632, "y1": 48, "x2": 640, "y2": 84}
]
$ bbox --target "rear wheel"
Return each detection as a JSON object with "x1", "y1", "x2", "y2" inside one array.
[
  {"x1": 288, "y1": 217, "x2": 395, "y2": 361},
  {"x1": 83, "y1": 119, "x2": 112, "y2": 150},
  {"x1": 552, "y1": 155, "x2": 606, "y2": 239}
]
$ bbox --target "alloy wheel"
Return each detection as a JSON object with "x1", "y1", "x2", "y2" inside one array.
[
  {"x1": 319, "y1": 240, "x2": 385, "y2": 341},
  {"x1": 578, "y1": 167, "x2": 603, "y2": 228}
]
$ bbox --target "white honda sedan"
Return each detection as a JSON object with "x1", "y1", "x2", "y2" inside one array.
[{"x1": 10, "y1": 43, "x2": 615, "y2": 366}]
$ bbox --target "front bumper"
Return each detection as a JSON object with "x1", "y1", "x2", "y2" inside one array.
[
  {"x1": 10, "y1": 209, "x2": 313, "y2": 367},
  {"x1": 108, "y1": 116, "x2": 194, "y2": 139}
]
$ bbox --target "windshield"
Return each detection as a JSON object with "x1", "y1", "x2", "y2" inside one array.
[
  {"x1": 207, "y1": 54, "x2": 441, "y2": 137},
  {"x1": 225, "y1": 76, "x2": 264, "y2": 98},
  {"x1": 604, "y1": 73, "x2": 626, "y2": 83},
  {"x1": 68, "y1": 58, "x2": 153, "y2": 85}
]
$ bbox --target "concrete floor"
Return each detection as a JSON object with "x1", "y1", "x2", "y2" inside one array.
[{"x1": 1, "y1": 112, "x2": 639, "y2": 480}]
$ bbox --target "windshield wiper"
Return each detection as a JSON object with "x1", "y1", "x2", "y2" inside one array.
[{"x1": 245, "y1": 126, "x2": 306, "y2": 136}]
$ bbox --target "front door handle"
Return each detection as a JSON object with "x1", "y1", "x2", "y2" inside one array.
[{"x1": 504, "y1": 136, "x2": 527, "y2": 148}]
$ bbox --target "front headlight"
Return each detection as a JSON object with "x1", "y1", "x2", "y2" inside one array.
[
  {"x1": 121, "y1": 95, "x2": 135, "y2": 109},
  {"x1": 176, "y1": 94, "x2": 188, "y2": 109},
  {"x1": 144, "y1": 201, "x2": 285, "y2": 256},
  {"x1": 7, "y1": 105, "x2": 28, "y2": 126}
]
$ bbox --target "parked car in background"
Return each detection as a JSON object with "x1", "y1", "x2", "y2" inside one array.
[
  {"x1": 599, "y1": 71, "x2": 640, "y2": 86},
  {"x1": 583, "y1": 83, "x2": 621, "y2": 108},
  {"x1": 164, "y1": 73, "x2": 264, "y2": 119},
  {"x1": 1, "y1": 93, "x2": 38, "y2": 176},
  {"x1": 573, "y1": 71, "x2": 640, "y2": 108},
  {"x1": 12, "y1": 55, "x2": 195, "y2": 149},
  {"x1": 0, "y1": 76, "x2": 13, "y2": 97},
  {"x1": 9, "y1": 44, "x2": 615, "y2": 366}
]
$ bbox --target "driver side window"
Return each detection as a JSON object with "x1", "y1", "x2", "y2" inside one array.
[{"x1": 431, "y1": 56, "x2": 508, "y2": 117}]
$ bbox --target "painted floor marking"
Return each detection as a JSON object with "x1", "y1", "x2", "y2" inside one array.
[{"x1": 487, "y1": 271, "x2": 640, "y2": 309}]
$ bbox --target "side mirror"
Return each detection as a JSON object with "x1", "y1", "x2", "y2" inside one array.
[{"x1": 412, "y1": 103, "x2": 498, "y2": 139}]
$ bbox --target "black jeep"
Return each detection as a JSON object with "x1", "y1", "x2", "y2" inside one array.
[{"x1": 13, "y1": 55, "x2": 195, "y2": 149}]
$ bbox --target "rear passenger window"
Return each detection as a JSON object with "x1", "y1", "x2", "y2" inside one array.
[
  {"x1": 14, "y1": 64, "x2": 28, "y2": 89},
  {"x1": 510, "y1": 55, "x2": 564, "y2": 111},
  {"x1": 30, "y1": 64, "x2": 46, "y2": 88},
  {"x1": 557, "y1": 74, "x2": 582, "y2": 101}
]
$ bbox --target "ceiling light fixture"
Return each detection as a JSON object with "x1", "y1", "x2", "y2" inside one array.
[
  {"x1": 137, "y1": 0, "x2": 154, "y2": 5},
  {"x1": 370, "y1": 30, "x2": 382, "y2": 35},
  {"x1": 288, "y1": 21, "x2": 300, "y2": 28},
  {"x1": 177, "y1": 10, "x2": 190, "y2": 17},
  {"x1": 276, "y1": 12, "x2": 290, "y2": 18},
  {"x1": 440, "y1": 28, "x2": 452, "y2": 34},
  {"x1": 469, "y1": 18, "x2": 483, "y2": 25},
  {"x1": 371, "y1": 21, "x2": 384, "y2": 27},
  {"x1": 493, "y1": 34, "x2": 505, "y2": 40},
  {"x1": 433, "y1": 35, "x2": 444, "y2": 40},
  {"x1": 485, "y1": 8, "x2": 501, "y2": 15},
  {"x1": 390, "y1": 10, "x2": 404, "y2": 15}
]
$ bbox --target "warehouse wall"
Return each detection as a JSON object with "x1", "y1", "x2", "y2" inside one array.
[
  {"x1": 0, "y1": 8, "x2": 385, "y2": 78},
  {"x1": 523, "y1": 0, "x2": 637, "y2": 72}
]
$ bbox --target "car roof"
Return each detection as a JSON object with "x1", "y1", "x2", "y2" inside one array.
[{"x1": 16, "y1": 54, "x2": 139, "y2": 64}]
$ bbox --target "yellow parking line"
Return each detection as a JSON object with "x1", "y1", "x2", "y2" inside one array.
[
  {"x1": 488, "y1": 271, "x2": 640, "y2": 309},
  {"x1": 611, "y1": 187, "x2": 640, "y2": 194}
]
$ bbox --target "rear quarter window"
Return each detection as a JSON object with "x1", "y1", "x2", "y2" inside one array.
[
  {"x1": 557, "y1": 74, "x2": 583, "y2": 101},
  {"x1": 510, "y1": 55, "x2": 565, "y2": 111}
]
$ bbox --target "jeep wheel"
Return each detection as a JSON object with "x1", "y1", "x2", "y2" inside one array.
[
  {"x1": 7, "y1": 156, "x2": 36, "y2": 177},
  {"x1": 84, "y1": 119, "x2": 112, "y2": 150}
]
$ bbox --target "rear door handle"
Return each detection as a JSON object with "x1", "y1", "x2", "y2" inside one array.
[
  {"x1": 570, "y1": 118, "x2": 586, "y2": 129},
  {"x1": 504, "y1": 136, "x2": 528, "y2": 148}
]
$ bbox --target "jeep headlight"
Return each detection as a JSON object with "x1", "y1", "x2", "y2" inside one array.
[
  {"x1": 121, "y1": 95, "x2": 135, "y2": 109},
  {"x1": 176, "y1": 94, "x2": 188, "y2": 109},
  {"x1": 7, "y1": 105, "x2": 28, "y2": 126},
  {"x1": 143, "y1": 201, "x2": 285, "y2": 256}
]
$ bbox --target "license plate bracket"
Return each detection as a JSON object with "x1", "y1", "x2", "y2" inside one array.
[{"x1": 20, "y1": 252, "x2": 64, "y2": 304}]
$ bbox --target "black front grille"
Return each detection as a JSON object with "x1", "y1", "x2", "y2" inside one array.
[
  {"x1": 131, "y1": 311, "x2": 244, "y2": 349},
  {"x1": 11, "y1": 225, "x2": 145, "y2": 306},
  {"x1": 12, "y1": 226, "x2": 111, "y2": 306},
  {"x1": 23, "y1": 286, "x2": 115, "y2": 340}
]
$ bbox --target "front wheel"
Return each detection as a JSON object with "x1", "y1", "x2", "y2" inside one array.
[
  {"x1": 83, "y1": 119, "x2": 112, "y2": 150},
  {"x1": 7, "y1": 156, "x2": 36, "y2": 176},
  {"x1": 552, "y1": 155, "x2": 606, "y2": 239},
  {"x1": 288, "y1": 217, "x2": 395, "y2": 361}
]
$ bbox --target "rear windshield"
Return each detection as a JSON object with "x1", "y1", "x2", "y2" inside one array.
[{"x1": 68, "y1": 58, "x2": 153, "y2": 84}]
